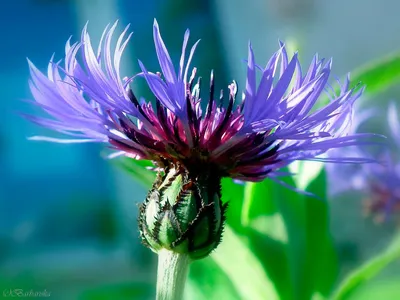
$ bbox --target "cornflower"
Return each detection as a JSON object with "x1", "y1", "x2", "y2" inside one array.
[{"x1": 24, "y1": 19, "x2": 377, "y2": 300}]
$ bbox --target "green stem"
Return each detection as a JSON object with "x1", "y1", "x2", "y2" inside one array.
[{"x1": 156, "y1": 249, "x2": 190, "y2": 300}]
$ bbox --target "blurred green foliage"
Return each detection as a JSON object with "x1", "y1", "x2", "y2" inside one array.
[
  {"x1": 6, "y1": 1, "x2": 399, "y2": 300},
  {"x1": 6, "y1": 47, "x2": 394, "y2": 299},
  {"x1": 80, "y1": 282, "x2": 153, "y2": 300}
]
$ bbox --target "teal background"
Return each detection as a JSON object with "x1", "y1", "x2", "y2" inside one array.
[{"x1": 1, "y1": 0, "x2": 400, "y2": 299}]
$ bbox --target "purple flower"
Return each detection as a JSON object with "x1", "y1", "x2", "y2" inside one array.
[
  {"x1": 25, "y1": 20, "x2": 375, "y2": 182},
  {"x1": 361, "y1": 104, "x2": 400, "y2": 222},
  {"x1": 328, "y1": 103, "x2": 400, "y2": 223},
  {"x1": 362, "y1": 157, "x2": 400, "y2": 223}
]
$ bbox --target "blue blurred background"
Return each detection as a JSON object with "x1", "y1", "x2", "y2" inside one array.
[{"x1": 1, "y1": 0, "x2": 400, "y2": 299}]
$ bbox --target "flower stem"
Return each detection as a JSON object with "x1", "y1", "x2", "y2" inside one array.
[{"x1": 156, "y1": 249, "x2": 190, "y2": 300}]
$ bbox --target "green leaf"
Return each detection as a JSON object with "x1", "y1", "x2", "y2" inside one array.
[
  {"x1": 331, "y1": 232, "x2": 400, "y2": 300},
  {"x1": 244, "y1": 227, "x2": 292, "y2": 300},
  {"x1": 317, "y1": 51, "x2": 400, "y2": 109},
  {"x1": 351, "y1": 51, "x2": 400, "y2": 97},
  {"x1": 221, "y1": 178, "x2": 245, "y2": 233},
  {"x1": 249, "y1": 169, "x2": 336, "y2": 300},
  {"x1": 272, "y1": 176, "x2": 309, "y2": 300},
  {"x1": 239, "y1": 179, "x2": 292, "y2": 299},
  {"x1": 241, "y1": 182, "x2": 278, "y2": 228},
  {"x1": 271, "y1": 167, "x2": 337, "y2": 299},
  {"x1": 117, "y1": 158, "x2": 155, "y2": 188},
  {"x1": 304, "y1": 169, "x2": 338, "y2": 296},
  {"x1": 187, "y1": 256, "x2": 241, "y2": 300},
  {"x1": 346, "y1": 275, "x2": 400, "y2": 300},
  {"x1": 188, "y1": 225, "x2": 280, "y2": 300},
  {"x1": 289, "y1": 161, "x2": 324, "y2": 191},
  {"x1": 239, "y1": 173, "x2": 307, "y2": 300},
  {"x1": 211, "y1": 226, "x2": 280, "y2": 300}
]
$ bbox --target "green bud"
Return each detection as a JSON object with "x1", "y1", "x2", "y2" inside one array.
[{"x1": 138, "y1": 165, "x2": 227, "y2": 260}]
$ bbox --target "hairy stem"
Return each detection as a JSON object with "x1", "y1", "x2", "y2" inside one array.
[{"x1": 156, "y1": 249, "x2": 190, "y2": 300}]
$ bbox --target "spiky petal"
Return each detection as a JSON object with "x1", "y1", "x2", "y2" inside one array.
[{"x1": 25, "y1": 20, "x2": 377, "y2": 182}]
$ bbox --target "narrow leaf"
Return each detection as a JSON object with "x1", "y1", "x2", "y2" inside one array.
[
  {"x1": 211, "y1": 226, "x2": 280, "y2": 300},
  {"x1": 331, "y1": 232, "x2": 400, "y2": 300},
  {"x1": 351, "y1": 51, "x2": 400, "y2": 97},
  {"x1": 118, "y1": 158, "x2": 155, "y2": 188}
]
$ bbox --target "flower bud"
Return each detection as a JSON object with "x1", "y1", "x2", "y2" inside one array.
[{"x1": 138, "y1": 166, "x2": 227, "y2": 260}]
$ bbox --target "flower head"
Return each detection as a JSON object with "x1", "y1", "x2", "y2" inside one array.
[
  {"x1": 361, "y1": 104, "x2": 400, "y2": 223},
  {"x1": 25, "y1": 20, "x2": 372, "y2": 182},
  {"x1": 328, "y1": 103, "x2": 400, "y2": 223},
  {"x1": 25, "y1": 20, "x2": 377, "y2": 257},
  {"x1": 362, "y1": 156, "x2": 400, "y2": 223}
]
